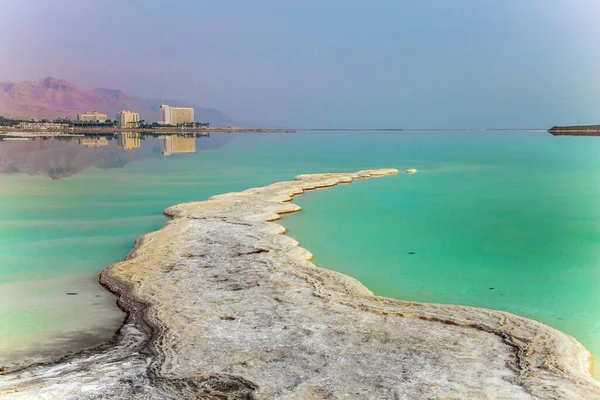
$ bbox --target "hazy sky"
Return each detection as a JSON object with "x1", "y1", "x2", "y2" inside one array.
[{"x1": 1, "y1": 0, "x2": 599, "y2": 128}]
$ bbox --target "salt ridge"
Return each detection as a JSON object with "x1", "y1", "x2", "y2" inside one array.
[{"x1": 1, "y1": 169, "x2": 597, "y2": 399}]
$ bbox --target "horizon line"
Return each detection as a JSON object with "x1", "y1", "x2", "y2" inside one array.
[{"x1": 283, "y1": 128, "x2": 550, "y2": 132}]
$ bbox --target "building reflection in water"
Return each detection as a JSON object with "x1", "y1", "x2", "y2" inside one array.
[
  {"x1": 161, "y1": 135, "x2": 196, "y2": 156},
  {"x1": 0, "y1": 133, "x2": 233, "y2": 179},
  {"x1": 117, "y1": 133, "x2": 141, "y2": 150},
  {"x1": 79, "y1": 137, "x2": 108, "y2": 148}
]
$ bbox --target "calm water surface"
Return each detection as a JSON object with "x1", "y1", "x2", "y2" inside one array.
[{"x1": 0, "y1": 131, "x2": 599, "y2": 368}]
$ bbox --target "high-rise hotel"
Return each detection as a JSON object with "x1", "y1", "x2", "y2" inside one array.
[
  {"x1": 116, "y1": 110, "x2": 140, "y2": 128},
  {"x1": 158, "y1": 104, "x2": 195, "y2": 125}
]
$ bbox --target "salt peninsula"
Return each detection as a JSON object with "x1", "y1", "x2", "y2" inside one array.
[{"x1": 0, "y1": 169, "x2": 598, "y2": 399}]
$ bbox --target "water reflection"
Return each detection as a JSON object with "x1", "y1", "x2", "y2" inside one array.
[
  {"x1": 161, "y1": 135, "x2": 196, "y2": 156},
  {"x1": 117, "y1": 133, "x2": 141, "y2": 150},
  {"x1": 0, "y1": 133, "x2": 232, "y2": 179},
  {"x1": 79, "y1": 137, "x2": 108, "y2": 147}
]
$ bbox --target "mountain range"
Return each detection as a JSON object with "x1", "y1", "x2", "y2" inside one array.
[{"x1": 0, "y1": 77, "x2": 235, "y2": 126}]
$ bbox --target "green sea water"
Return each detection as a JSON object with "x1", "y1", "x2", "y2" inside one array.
[{"x1": 0, "y1": 131, "x2": 599, "y2": 369}]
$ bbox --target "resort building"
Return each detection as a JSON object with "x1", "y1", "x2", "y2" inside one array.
[
  {"x1": 161, "y1": 135, "x2": 196, "y2": 156},
  {"x1": 118, "y1": 133, "x2": 141, "y2": 150},
  {"x1": 79, "y1": 137, "x2": 108, "y2": 147},
  {"x1": 77, "y1": 111, "x2": 108, "y2": 123},
  {"x1": 17, "y1": 121, "x2": 69, "y2": 130},
  {"x1": 116, "y1": 110, "x2": 140, "y2": 128},
  {"x1": 158, "y1": 104, "x2": 194, "y2": 125}
]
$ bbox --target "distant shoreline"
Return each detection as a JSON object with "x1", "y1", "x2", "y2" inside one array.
[
  {"x1": 293, "y1": 128, "x2": 548, "y2": 132},
  {"x1": 548, "y1": 125, "x2": 600, "y2": 136},
  {"x1": 0, "y1": 126, "x2": 295, "y2": 134},
  {"x1": 0, "y1": 126, "x2": 554, "y2": 135},
  {"x1": 2, "y1": 125, "x2": 598, "y2": 137}
]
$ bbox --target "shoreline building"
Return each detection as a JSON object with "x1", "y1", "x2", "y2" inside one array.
[
  {"x1": 77, "y1": 111, "x2": 108, "y2": 123},
  {"x1": 17, "y1": 121, "x2": 70, "y2": 130},
  {"x1": 116, "y1": 110, "x2": 140, "y2": 128},
  {"x1": 158, "y1": 104, "x2": 194, "y2": 125}
]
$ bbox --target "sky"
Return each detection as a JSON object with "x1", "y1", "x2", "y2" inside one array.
[{"x1": 0, "y1": 0, "x2": 599, "y2": 128}]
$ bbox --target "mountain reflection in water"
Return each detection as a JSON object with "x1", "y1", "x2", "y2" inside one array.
[{"x1": 0, "y1": 133, "x2": 232, "y2": 179}]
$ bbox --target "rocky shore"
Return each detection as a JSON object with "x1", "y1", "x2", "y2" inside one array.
[{"x1": 1, "y1": 169, "x2": 598, "y2": 399}]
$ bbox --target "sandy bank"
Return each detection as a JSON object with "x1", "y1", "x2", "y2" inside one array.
[{"x1": 1, "y1": 169, "x2": 598, "y2": 399}]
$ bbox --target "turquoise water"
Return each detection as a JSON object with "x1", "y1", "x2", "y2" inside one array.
[{"x1": 1, "y1": 131, "x2": 599, "y2": 368}]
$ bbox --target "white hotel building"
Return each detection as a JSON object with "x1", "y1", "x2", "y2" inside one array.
[
  {"x1": 77, "y1": 111, "x2": 108, "y2": 123},
  {"x1": 116, "y1": 110, "x2": 140, "y2": 128},
  {"x1": 158, "y1": 104, "x2": 194, "y2": 125}
]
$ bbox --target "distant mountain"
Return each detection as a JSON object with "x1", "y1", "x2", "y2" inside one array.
[{"x1": 0, "y1": 77, "x2": 236, "y2": 126}]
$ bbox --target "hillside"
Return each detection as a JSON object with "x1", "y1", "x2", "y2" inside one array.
[{"x1": 0, "y1": 77, "x2": 235, "y2": 126}]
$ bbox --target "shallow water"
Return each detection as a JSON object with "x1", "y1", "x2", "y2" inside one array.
[{"x1": 0, "y1": 131, "x2": 599, "y2": 368}]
